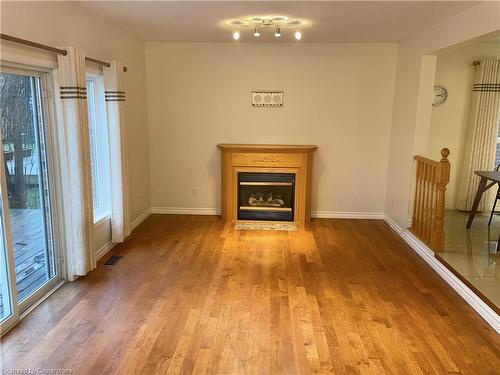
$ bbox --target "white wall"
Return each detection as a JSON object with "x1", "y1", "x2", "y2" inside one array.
[
  {"x1": 3, "y1": 1, "x2": 498, "y2": 233},
  {"x1": 385, "y1": 2, "x2": 500, "y2": 228},
  {"x1": 1, "y1": 1, "x2": 151, "y2": 251},
  {"x1": 145, "y1": 43, "x2": 398, "y2": 216},
  {"x1": 427, "y1": 41, "x2": 500, "y2": 209}
]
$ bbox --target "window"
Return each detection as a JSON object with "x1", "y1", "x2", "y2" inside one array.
[
  {"x1": 496, "y1": 119, "x2": 500, "y2": 168},
  {"x1": 86, "y1": 75, "x2": 111, "y2": 222}
]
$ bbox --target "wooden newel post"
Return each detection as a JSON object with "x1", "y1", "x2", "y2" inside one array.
[{"x1": 431, "y1": 148, "x2": 450, "y2": 252}]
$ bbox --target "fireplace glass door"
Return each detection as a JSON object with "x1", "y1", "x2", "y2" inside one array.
[{"x1": 238, "y1": 172, "x2": 295, "y2": 221}]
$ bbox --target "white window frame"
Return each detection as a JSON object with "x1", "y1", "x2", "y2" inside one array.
[
  {"x1": 86, "y1": 73, "x2": 111, "y2": 224},
  {"x1": 497, "y1": 136, "x2": 500, "y2": 164}
]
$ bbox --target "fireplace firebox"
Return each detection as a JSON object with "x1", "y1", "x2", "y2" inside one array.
[{"x1": 237, "y1": 172, "x2": 295, "y2": 221}]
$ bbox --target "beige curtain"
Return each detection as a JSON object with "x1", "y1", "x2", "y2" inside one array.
[
  {"x1": 103, "y1": 61, "x2": 130, "y2": 242},
  {"x1": 56, "y1": 47, "x2": 95, "y2": 280},
  {"x1": 456, "y1": 58, "x2": 500, "y2": 212}
]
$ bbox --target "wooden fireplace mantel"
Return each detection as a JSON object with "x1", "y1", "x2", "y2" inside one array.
[
  {"x1": 217, "y1": 144, "x2": 318, "y2": 152},
  {"x1": 217, "y1": 143, "x2": 317, "y2": 225}
]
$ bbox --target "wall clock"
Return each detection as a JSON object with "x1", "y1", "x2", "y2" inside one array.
[{"x1": 432, "y1": 85, "x2": 448, "y2": 106}]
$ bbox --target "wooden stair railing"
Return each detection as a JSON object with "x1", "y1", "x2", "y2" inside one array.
[{"x1": 411, "y1": 148, "x2": 450, "y2": 252}]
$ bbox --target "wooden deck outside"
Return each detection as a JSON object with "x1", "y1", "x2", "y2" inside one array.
[{"x1": 0, "y1": 209, "x2": 48, "y2": 317}]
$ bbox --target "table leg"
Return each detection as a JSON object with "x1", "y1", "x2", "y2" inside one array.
[{"x1": 466, "y1": 177, "x2": 488, "y2": 229}]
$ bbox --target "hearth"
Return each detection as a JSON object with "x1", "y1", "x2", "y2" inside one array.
[{"x1": 238, "y1": 172, "x2": 295, "y2": 221}]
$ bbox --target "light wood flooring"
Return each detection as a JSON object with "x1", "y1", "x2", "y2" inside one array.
[{"x1": 1, "y1": 215, "x2": 499, "y2": 374}]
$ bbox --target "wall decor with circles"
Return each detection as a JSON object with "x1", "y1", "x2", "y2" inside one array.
[{"x1": 251, "y1": 91, "x2": 284, "y2": 107}]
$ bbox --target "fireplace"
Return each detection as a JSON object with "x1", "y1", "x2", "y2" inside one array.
[
  {"x1": 238, "y1": 172, "x2": 295, "y2": 221},
  {"x1": 217, "y1": 144, "x2": 317, "y2": 225}
]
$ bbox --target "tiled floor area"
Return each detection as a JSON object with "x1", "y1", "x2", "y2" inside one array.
[{"x1": 441, "y1": 210, "x2": 499, "y2": 308}]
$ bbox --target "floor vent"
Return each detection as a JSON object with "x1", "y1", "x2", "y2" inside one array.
[{"x1": 104, "y1": 255, "x2": 122, "y2": 266}]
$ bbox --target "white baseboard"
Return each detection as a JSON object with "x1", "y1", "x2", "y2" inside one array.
[
  {"x1": 131, "y1": 208, "x2": 152, "y2": 231},
  {"x1": 384, "y1": 214, "x2": 499, "y2": 333},
  {"x1": 151, "y1": 207, "x2": 221, "y2": 215},
  {"x1": 96, "y1": 241, "x2": 116, "y2": 261},
  {"x1": 150, "y1": 207, "x2": 384, "y2": 220},
  {"x1": 312, "y1": 211, "x2": 384, "y2": 219}
]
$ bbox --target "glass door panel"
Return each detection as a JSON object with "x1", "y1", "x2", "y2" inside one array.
[
  {"x1": 0, "y1": 71, "x2": 57, "y2": 304},
  {"x1": 0, "y1": 210, "x2": 13, "y2": 322}
]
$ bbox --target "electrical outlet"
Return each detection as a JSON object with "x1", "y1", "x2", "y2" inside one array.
[{"x1": 192, "y1": 189, "x2": 197, "y2": 197}]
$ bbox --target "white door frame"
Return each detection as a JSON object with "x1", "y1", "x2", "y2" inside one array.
[
  {"x1": 0, "y1": 136, "x2": 20, "y2": 334},
  {"x1": 0, "y1": 64, "x2": 66, "y2": 334}
]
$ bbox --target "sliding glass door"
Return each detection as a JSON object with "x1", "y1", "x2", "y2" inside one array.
[
  {"x1": 0, "y1": 200, "x2": 16, "y2": 328},
  {"x1": 0, "y1": 68, "x2": 61, "y2": 333}
]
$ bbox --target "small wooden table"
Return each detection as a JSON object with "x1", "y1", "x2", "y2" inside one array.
[{"x1": 466, "y1": 171, "x2": 500, "y2": 228}]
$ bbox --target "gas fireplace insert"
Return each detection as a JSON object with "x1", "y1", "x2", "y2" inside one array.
[{"x1": 237, "y1": 172, "x2": 295, "y2": 221}]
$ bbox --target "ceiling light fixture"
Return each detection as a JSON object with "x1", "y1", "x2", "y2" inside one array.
[{"x1": 226, "y1": 15, "x2": 308, "y2": 40}]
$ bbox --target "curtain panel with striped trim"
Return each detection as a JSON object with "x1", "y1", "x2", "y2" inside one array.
[
  {"x1": 56, "y1": 47, "x2": 96, "y2": 280},
  {"x1": 103, "y1": 61, "x2": 130, "y2": 243},
  {"x1": 456, "y1": 58, "x2": 500, "y2": 211}
]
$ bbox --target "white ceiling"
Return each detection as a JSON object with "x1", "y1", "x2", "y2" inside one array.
[{"x1": 76, "y1": 1, "x2": 479, "y2": 42}]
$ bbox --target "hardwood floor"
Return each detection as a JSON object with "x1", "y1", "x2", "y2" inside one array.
[{"x1": 1, "y1": 215, "x2": 499, "y2": 374}]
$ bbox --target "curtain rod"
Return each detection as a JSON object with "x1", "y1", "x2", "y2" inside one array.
[
  {"x1": 86, "y1": 56, "x2": 110, "y2": 68},
  {"x1": 0, "y1": 33, "x2": 128, "y2": 72},
  {"x1": 473, "y1": 60, "x2": 480, "y2": 66}
]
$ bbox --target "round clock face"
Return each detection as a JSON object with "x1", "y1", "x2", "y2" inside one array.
[{"x1": 433, "y1": 85, "x2": 448, "y2": 106}]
